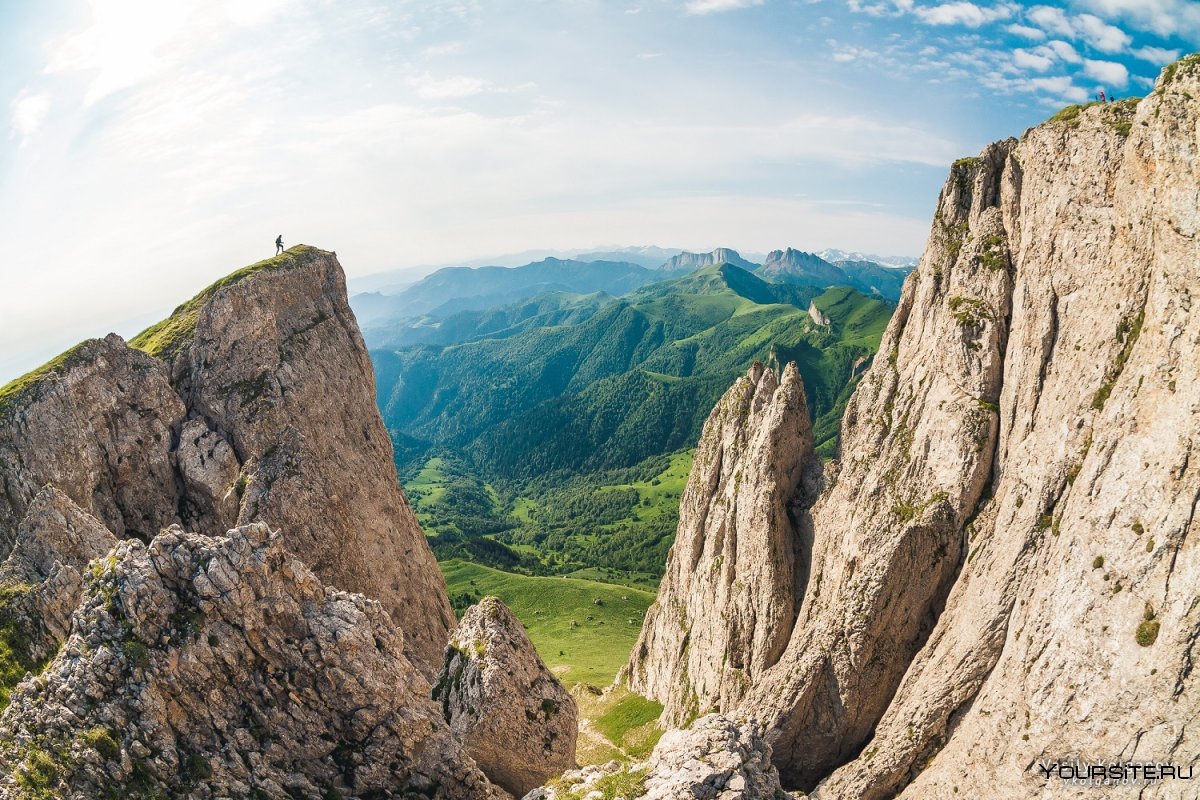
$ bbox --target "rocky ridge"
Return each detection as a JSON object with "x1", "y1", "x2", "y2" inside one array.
[
  {"x1": 0, "y1": 487, "x2": 117, "y2": 674},
  {"x1": 628, "y1": 58, "x2": 1200, "y2": 798},
  {"x1": 660, "y1": 248, "x2": 756, "y2": 272},
  {"x1": 756, "y1": 248, "x2": 845, "y2": 286},
  {"x1": 523, "y1": 714, "x2": 793, "y2": 800},
  {"x1": 0, "y1": 522, "x2": 503, "y2": 799},
  {"x1": 0, "y1": 246, "x2": 453, "y2": 676},
  {"x1": 626, "y1": 362, "x2": 819, "y2": 725},
  {"x1": 434, "y1": 596, "x2": 577, "y2": 796}
]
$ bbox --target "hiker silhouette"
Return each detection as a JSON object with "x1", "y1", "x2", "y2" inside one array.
[{"x1": 275, "y1": 235, "x2": 284, "y2": 255}]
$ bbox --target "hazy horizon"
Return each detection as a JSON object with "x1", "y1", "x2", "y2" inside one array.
[{"x1": 2, "y1": 0, "x2": 1196, "y2": 382}]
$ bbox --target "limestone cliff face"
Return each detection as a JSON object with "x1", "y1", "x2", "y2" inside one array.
[
  {"x1": 0, "y1": 336, "x2": 185, "y2": 549},
  {"x1": 0, "y1": 486, "x2": 117, "y2": 666},
  {"x1": 0, "y1": 523, "x2": 504, "y2": 799},
  {"x1": 435, "y1": 596, "x2": 577, "y2": 796},
  {"x1": 813, "y1": 62, "x2": 1200, "y2": 800},
  {"x1": 627, "y1": 361, "x2": 819, "y2": 724},
  {"x1": 742, "y1": 139, "x2": 1016, "y2": 789},
  {"x1": 0, "y1": 246, "x2": 453, "y2": 676},
  {"x1": 630, "y1": 57, "x2": 1200, "y2": 798},
  {"x1": 523, "y1": 714, "x2": 794, "y2": 800},
  {"x1": 151, "y1": 246, "x2": 454, "y2": 675}
]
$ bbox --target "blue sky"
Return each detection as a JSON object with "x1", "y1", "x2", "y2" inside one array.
[{"x1": 1, "y1": 0, "x2": 1196, "y2": 381}]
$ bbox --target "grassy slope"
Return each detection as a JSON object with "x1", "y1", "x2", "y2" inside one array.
[
  {"x1": 440, "y1": 560, "x2": 654, "y2": 688},
  {"x1": 0, "y1": 341, "x2": 94, "y2": 420},
  {"x1": 129, "y1": 244, "x2": 326, "y2": 359}
]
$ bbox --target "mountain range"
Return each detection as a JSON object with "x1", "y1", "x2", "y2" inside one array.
[
  {"x1": 369, "y1": 263, "x2": 891, "y2": 581},
  {"x1": 352, "y1": 246, "x2": 913, "y2": 349}
]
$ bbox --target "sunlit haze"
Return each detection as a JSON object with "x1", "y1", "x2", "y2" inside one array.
[{"x1": 2, "y1": 0, "x2": 1196, "y2": 381}]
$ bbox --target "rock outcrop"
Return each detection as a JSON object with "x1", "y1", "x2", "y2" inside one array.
[
  {"x1": 523, "y1": 714, "x2": 793, "y2": 800},
  {"x1": 756, "y1": 248, "x2": 844, "y2": 286},
  {"x1": 660, "y1": 248, "x2": 756, "y2": 272},
  {"x1": 0, "y1": 336, "x2": 185, "y2": 549},
  {"x1": 810, "y1": 62, "x2": 1200, "y2": 800},
  {"x1": 147, "y1": 245, "x2": 454, "y2": 675},
  {"x1": 0, "y1": 246, "x2": 453, "y2": 676},
  {"x1": 0, "y1": 523, "x2": 505, "y2": 799},
  {"x1": 627, "y1": 362, "x2": 818, "y2": 724},
  {"x1": 0, "y1": 486, "x2": 117, "y2": 668},
  {"x1": 434, "y1": 596, "x2": 577, "y2": 796},
  {"x1": 628, "y1": 56, "x2": 1200, "y2": 798}
]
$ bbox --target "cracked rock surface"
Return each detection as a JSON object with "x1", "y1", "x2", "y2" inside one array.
[
  {"x1": 522, "y1": 714, "x2": 794, "y2": 800},
  {"x1": 435, "y1": 596, "x2": 577, "y2": 796},
  {"x1": 0, "y1": 523, "x2": 505, "y2": 800},
  {"x1": 627, "y1": 61, "x2": 1200, "y2": 798}
]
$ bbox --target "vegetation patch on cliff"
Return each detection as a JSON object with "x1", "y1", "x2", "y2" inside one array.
[
  {"x1": 130, "y1": 245, "x2": 326, "y2": 359},
  {"x1": 592, "y1": 690, "x2": 664, "y2": 759},
  {"x1": 0, "y1": 341, "x2": 94, "y2": 420}
]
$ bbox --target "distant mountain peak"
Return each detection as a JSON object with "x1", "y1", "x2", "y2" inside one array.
[
  {"x1": 815, "y1": 248, "x2": 918, "y2": 268},
  {"x1": 660, "y1": 248, "x2": 756, "y2": 272},
  {"x1": 757, "y1": 248, "x2": 844, "y2": 284}
]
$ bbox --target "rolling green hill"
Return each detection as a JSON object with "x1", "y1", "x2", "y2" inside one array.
[
  {"x1": 440, "y1": 560, "x2": 655, "y2": 687},
  {"x1": 371, "y1": 263, "x2": 893, "y2": 585},
  {"x1": 376, "y1": 265, "x2": 889, "y2": 472}
]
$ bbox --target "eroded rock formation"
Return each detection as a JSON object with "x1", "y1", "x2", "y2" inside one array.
[
  {"x1": 0, "y1": 523, "x2": 504, "y2": 800},
  {"x1": 0, "y1": 336, "x2": 184, "y2": 549},
  {"x1": 0, "y1": 486, "x2": 117, "y2": 668},
  {"x1": 435, "y1": 596, "x2": 577, "y2": 796},
  {"x1": 627, "y1": 362, "x2": 819, "y2": 724},
  {"x1": 629, "y1": 57, "x2": 1200, "y2": 798},
  {"x1": 0, "y1": 246, "x2": 453, "y2": 676},
  {"x1": 523, "y1": 714, "x2": 793, "y2": 800}
]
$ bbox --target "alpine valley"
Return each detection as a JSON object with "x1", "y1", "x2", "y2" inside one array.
[{"x1": 358, "y1": 251, "x2": 903, "y2": 589}]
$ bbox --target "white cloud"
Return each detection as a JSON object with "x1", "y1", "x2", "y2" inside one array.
[
  {"x1": 1083, "y1": 58, "x2": 1129, "y2": 88},
  {"x1": 408, "y1": 73, "x2": 489, "y2": 98},
  {"x1": 981, "y1": 71, "x2": 1090, "y2": 104},
  {"x1": 1027, "y1": 7, "x2": 1134, "y2": 55},
  {"x1": 222, "y1": 0, "x2": 293, "y2": 28},
  {"x1": 1027, "y1": 6, "x2": 1074, "y2": 37},
  {"x1": 1006, "y1": 23, "x2": 1046, "y2": 40},
  {"x1": 913, "y1": 1, "x2": 1015, "y2": 27},
  {"x1": 1073, "y1": 13, "x2": 1131, "y2": 53},
  {"x1": 684, "y1": 0, "x2": 764, "y2": 14},
  {"x1": 44, "y1": 0, "x2": 302, "y2": 106},
  {"x1": 10, "y1": 92, "x2": 51, "y2": 139},
  {"x1": 1045, "y1": 40, "x2": 1081, "y2": 64},
  {"x1": 1076, "y1": 0, "x2": 1200, "y2": 39},
  {"x1": 421, "y1": 41, "x2": 465, "y2": 57},
  {"x1": 1013, "y1": 49, "x2": 1053, "y2": 71},
  {"x1": 1131, "y1": 45, "x2": 1180, "y2": 64},
  {"x1": 1026, "y1": 76, "x2": 1089, "y2": 102},
  {"x1": 46, "y1": 1, "x2": 195, "y2": 105}
]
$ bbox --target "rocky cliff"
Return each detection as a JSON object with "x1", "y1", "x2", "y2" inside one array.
[
  {"x1": 0, "y1": 246, "x2": 453, "y2": 676},
  {"x1": 660, "y1": 248, "x2": 756, "y2": 272},
  {"x1": 0, "y1": 487, "x2": 117, "y2": 672},
  {"x1": 629, "y1": 56, "x2": 1200, "y2": 798},
  {"x1": 0, "y1": 523, "x2": 503, "y2": 799},
  {"x1": 523, "y1": 714, "x2": 794, "y2": 800},
  {"x1": 435, "y1": 596, "x2": 578, "y2": 796},
  {"x1": 626, "y1": 362, "x2": 819, "y2": 724}
]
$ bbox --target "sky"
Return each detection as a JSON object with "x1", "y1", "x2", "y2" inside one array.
[{"x1": 1, "y1": 0, "x2": 1197, "y2": 382}]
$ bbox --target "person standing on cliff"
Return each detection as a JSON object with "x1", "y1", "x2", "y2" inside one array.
[{"x1": 275, "y1": 235, "x2": 284, "y2": 255}]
